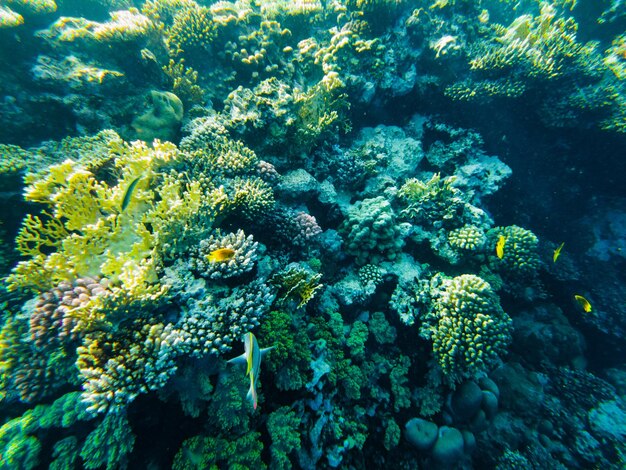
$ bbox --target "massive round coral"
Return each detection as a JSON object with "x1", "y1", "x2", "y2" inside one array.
[{"x1": 430, "y1": 274, "x2": 512, "y2": 381}]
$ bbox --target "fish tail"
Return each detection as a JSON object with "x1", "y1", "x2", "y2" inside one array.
[{"x1": 247, "y1": 380, "x2": 257, "y2": 410}]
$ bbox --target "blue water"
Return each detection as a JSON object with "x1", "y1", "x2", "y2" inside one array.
[{"x1": 0, "y1": 1, "x2": 625, "y2": 468}]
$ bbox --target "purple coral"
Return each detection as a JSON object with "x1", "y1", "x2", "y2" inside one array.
[{"x1": 30, "y1": 277, "x2": 110, "y2": 348}]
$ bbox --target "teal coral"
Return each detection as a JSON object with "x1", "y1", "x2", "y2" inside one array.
[
  {"x1": 172, "y1": 432, "x2": 265, "y2": 470},
  {"x1": 79, "y1": 411, "x2": 135, "y2": 470},
  {"x1": 267, "y1": 407, "x2": 301, "y2": 470},
  {"x1": 340, "y1": 196, "x2": 404, "y2": 265}
]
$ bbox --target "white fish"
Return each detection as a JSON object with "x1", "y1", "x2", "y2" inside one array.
[{"x1": 228, "y1": 332, "x2": 273, "y2": 410}]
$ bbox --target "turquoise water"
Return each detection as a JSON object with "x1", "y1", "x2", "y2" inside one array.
[{"x1": 0, "y1": 1, "x2": 625, "y2": 468}]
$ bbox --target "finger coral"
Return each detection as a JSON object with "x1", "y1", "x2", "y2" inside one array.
[
  {"x1": 426, "y1": 274, "x2": 512, "y2": 382},
  {"x1": 189, "y1": 229, "x2": 259, "y2": 279}
]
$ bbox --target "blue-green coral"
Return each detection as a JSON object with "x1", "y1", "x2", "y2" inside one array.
[{"x1": 340, "y1": 196, "x2": 405, "y2": 265}]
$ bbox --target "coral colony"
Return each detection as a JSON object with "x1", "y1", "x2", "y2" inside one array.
[{"x1": 0, "y1": 0, "x2": 625, "y2": 468}]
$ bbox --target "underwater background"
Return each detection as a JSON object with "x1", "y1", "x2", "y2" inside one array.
[{"x1": 0, "y1": 0, "x2": 625, "y2": 468}]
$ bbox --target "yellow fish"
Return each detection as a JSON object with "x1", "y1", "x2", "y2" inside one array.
[
  {"x1": 496, "y1": 235, "x2": 506, "y2": 259},
  {"x1": 553, "y1": 242, "x2": 565, "y2": 263},
  {"x1": 574, "y1": 294, "x2": 592, "y2": 313},
  {"x1": 206, "y1": 248, "x2": 235, "y2": 263}
]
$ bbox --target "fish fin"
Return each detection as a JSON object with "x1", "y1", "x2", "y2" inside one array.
[
  {"x1": 227, "y1": 353, "x2": 247, "y2": 366},
  {"x1": 260, "y1": 346, "x2": 275, "y2": 358}
]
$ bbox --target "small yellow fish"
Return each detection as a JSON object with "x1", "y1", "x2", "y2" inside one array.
[
  {"x1": 206, "y1": 247, "x2": 235, "y2": 263},
  {"x1": 574, "y1": 294, "x2": 592, "y2": 313},
  {"x1": 496, "y1": 235, "x2": 506, "y2": 259},
  {"x1": 553, "y1": 242, "x2": 565, "y2": 263}
]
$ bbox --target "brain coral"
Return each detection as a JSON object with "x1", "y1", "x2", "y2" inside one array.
[{"x1": 428, "y1": 274, "x2": 512, "y2": 381}]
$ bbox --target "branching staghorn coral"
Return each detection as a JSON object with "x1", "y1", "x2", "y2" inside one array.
[
  {"x1": 445, "y1": 3, "x2": 606, "y2": 105},
  {"x1": 165, "y1": 4, "x2": 217, "y2": 65},
  {"x1": 163, "y1": 58, "x2": 206, "y2": 106}
]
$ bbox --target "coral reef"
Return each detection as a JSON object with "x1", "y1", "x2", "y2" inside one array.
[{"x1": 0, "y1": 0, "x2": 624, "y2": 468}]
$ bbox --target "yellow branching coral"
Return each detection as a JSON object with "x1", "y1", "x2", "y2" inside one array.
[
  {"x1": 142, "y1": 0, "x2": 198, "y2": 27},
  {"x1": 7, "y1": 139, "x2": 192, "y2": 297},
  {"x1": 470, "y1": 8, "x2": 602, "y2": 81},
  {"x1": 6, "y1": 0, "x2": 56, "y2": 15},
  {"x1": 166, "y1": 4, "x2": 217, "y2": 63},
  {"x1": 163, "y1": 59, "x2": 205, "y2": 105}
]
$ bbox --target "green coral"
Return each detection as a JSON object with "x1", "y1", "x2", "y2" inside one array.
[
  {"x1": 172, "y1": 433, "x2": 265, "y2": 470},
  {"x1": 50, "y1": 437, "x2": 79, "y2": 470},
  {"x1": 383, "y1": 418, "x2": 401, "y2": 451},
  {"x1": 426, "y1": 274, "x2": 512, "y2": 381},
  {"x1": 368, "y1": 311, "x2": 396, "y2": 345},
  {"x1": 207, "y1": 371, "x2": 252, "y2": 433},
  {"x1": 267, "y1": 407, "x2": 301, "y2": 470},
  {"x1": 80, "y1": 411, "x2": 135, "y2": 470},
  {"x1": 0, "y1": 392, "x2": 91, "y2": 470},
  {"x1": 257, "y1": 310, "x2": 312, "y2": 390},
  {"x1": 346, "y1": 321, "x2": 368, "y2": 359},
  {"x1": 389, "y1": 355, "x2": 411, "y2": 412}
]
